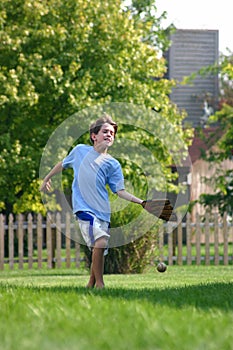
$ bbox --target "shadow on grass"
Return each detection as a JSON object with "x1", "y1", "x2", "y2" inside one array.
[
  {"x1": 92, "y1": 283, "x2": 233, "y2": 311},
  {"x1": 1, "y1": 282, "x2": 232, "y2": 311},
  {"x1": 102, "y1": 282, "x2": 233, "y2": 311}
]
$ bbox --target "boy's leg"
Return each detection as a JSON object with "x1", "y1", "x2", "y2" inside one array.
[
  {"x1": 91, "y1": 237, "x2": 107, "y2": 288},
  {"x1": 76, "y1": 213, "x2": 109, "y2": 288},
  {"x1": 91, "y1": 248, "x2": 105, "y2": 288},
  {"x1": 86, "y1": 252, "x2": 105, "y2": 288},
  {"x1": 86, "y1": 261, "x2": 95, "y2": 288}
]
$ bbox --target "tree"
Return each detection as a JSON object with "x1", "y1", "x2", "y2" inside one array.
[
  {"x1": 198, "y1": 52, "x2": 233, "y2": 216},
  {"x1": 0, "y1": 0, "x2": 187, "y2": 214},
  {"x1": 0, "y1": 0, "x2": 193, "y2": 273},
  {"x1": 218, "y1": 51, "x2": 233, "y2": 107}
]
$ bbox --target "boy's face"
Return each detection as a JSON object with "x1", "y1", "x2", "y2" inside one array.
[{"x1": 91, "y1": 123, "x2": 115, "y2": 149}]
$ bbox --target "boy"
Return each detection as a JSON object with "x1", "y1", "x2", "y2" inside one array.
[{"x1": 40, "y1": 114, "x2": 143, "y2": 288}]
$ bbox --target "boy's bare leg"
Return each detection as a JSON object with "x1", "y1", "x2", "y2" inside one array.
[
  {"x1": 86, "y1": 262, "x2": 95, "y2": 288},
  {"x1": 92, "y1": 247, "x2": 105, "y2": 288},
  {"x1": 91, "y1": 237, "x2": 107, "y2": 289}
]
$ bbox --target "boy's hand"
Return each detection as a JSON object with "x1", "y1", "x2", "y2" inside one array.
[{"x1": 40, "y1": 179, "x2": 52, "y2": 192}]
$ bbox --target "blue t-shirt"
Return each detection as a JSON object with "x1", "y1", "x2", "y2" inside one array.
[{"x1": 62, "y1": 144, "x2": 125, "y2": 222}]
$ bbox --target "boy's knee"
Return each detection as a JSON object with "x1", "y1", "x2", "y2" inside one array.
[{"x1": 94, "y1": 236, "x2": 108, "y2": 249}]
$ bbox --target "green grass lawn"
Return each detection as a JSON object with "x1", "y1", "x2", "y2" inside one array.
[{"x1": 0, "y1": 266, "x2": 232, "y2": 350}]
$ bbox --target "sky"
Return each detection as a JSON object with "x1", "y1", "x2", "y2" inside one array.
[{"x1": 156, "y1": 0, "x2": 233, "y2": 54}]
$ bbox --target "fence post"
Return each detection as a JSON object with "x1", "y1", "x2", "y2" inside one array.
[
  {"x1": 214, "y1": 213, "x2": 219, "y2": 265},
  {"x1": 65, "y1": 212, "x2": 71, "y2": 268},
  {"x1": 168, "y1": 223, "x2": 173, "y2": 266},
  {"x1": 52, "y1": 226, "x2": 56, "y2": 269},
  {"x1": 46, "y1": 213, "x2": 52, "y2": 269},
  {"x1": 158, "y1": 224, "x2": 164, "y2": 262},
  {"x1": 186, "y1": 213, "x2": 192, "y2": 265},
  {"x1": 27, "y1": 213, "x2": 33, "y2": 269},
  {"x1": 9, "y1": 214, "x2": 14, "y2": 270},
  {"x1": 195, "y1": 213, "x2": 201, "y2": 265},
  {"x1": 205, "y1": 213, "x2": 210, "y2": 265},
  {"x1": 177, "y1": 214, "x2": 183, "y2": 266},
  {"x1": 17, "y1": 214, "x2": 24, "y2": 269},
  {"x1": 223, "y1": 212, "x2": 228, "y2": 265},
  {"x1": 0, "y1": 214, "x2": 5, "y2": 270},
  {"x1": 37, "y1": 213, "x2": 43, "y2": 269},
  {"x1": 56, "y1": 212, "x2": 62, "y2": 268},
  {"x1": 47, "y1": 213, "x2": 56, "y2": 268}
]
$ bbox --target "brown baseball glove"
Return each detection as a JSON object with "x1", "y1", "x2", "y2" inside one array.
[{"x1": 142, "y1": 199, "x2": 177, "y2": 222}]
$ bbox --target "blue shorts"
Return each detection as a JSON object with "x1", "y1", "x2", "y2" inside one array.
[{"x1": 76, "y1": 212, "x2": 110, "y2": 256}]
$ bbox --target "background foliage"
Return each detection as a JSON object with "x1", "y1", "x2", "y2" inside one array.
[
  {"x1": 0, "y1": 0, "x2": 190, "y2": 214},
  {"x1": 198, "y1": 52, "x2": 233, "y2": 216},
  {"x1": 0, "y1": 0, "x2": 194, "y2": 273}
]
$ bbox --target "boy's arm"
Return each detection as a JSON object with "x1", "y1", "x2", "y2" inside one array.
[
  {"x1": 40, "y1": 161, "x2": 64, "y2": 192},
  {"x1": 117, "y1": 189, "x2": 143, "y2": 205}
]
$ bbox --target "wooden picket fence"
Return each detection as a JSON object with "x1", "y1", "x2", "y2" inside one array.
[
  {"x1": 0, "y1": 212, "x2": 81, "y2": 270},
  {"x1": 0, "y1": 212, "x2": 232, "y2": 270}
]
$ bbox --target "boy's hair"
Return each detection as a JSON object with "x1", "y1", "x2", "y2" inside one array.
[{"x1": 89, "y1": 114, "x2": 118, "y2": 144}]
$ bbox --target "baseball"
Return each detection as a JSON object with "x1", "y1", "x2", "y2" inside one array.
[{"x1": 157, "y1": 262, "x2": 167, "y2": 273}]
